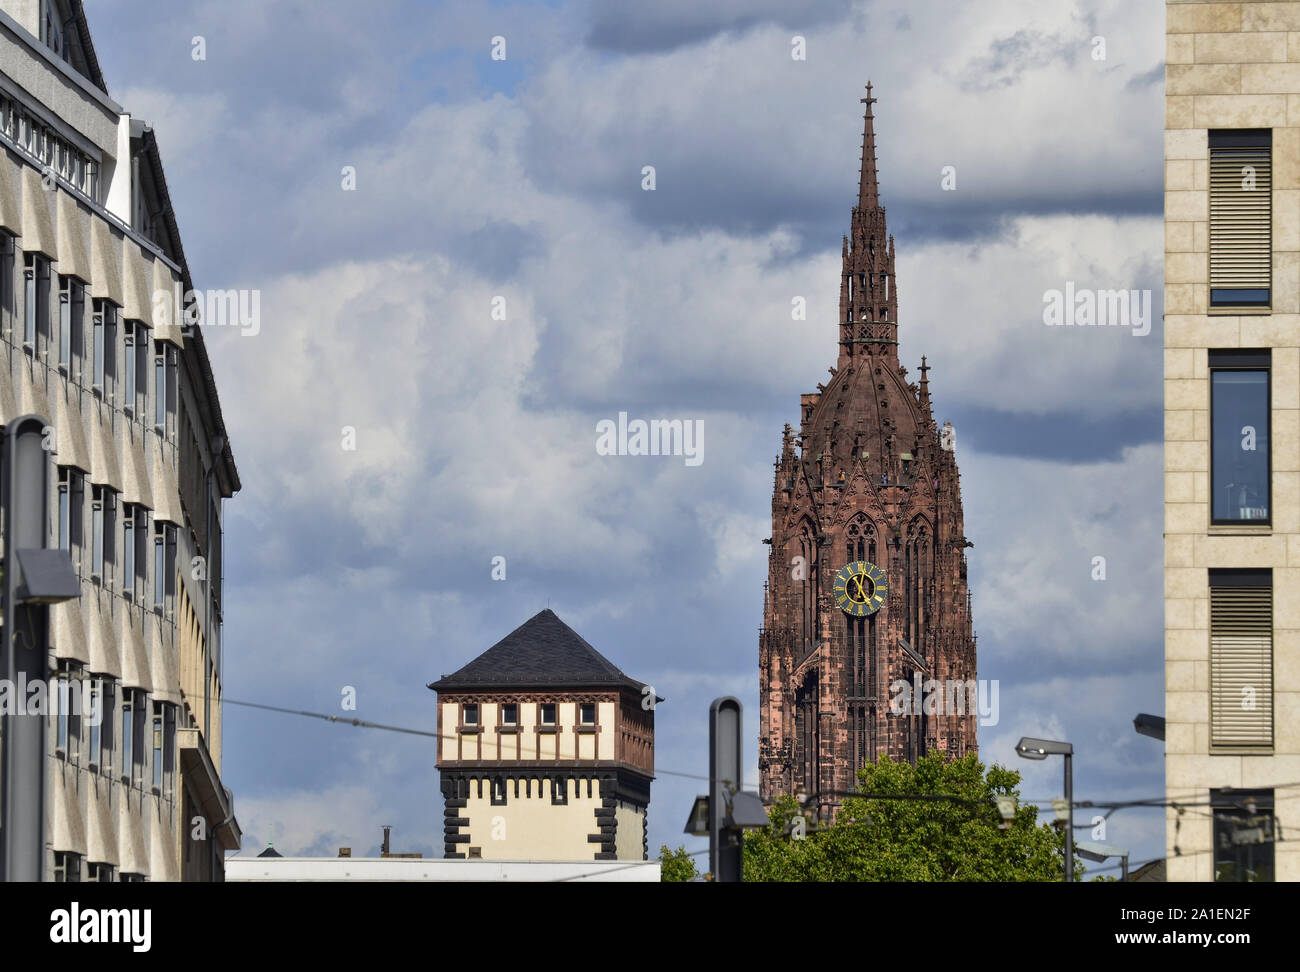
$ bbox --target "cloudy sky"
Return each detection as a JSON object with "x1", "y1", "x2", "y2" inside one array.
[{"x1": 88, "y1": 0, "x2": 1165, "y2": 873}]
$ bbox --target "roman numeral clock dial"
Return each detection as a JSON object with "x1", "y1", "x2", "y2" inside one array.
[{"x1": 833, "y1": 561, "x2": 887, "y2": 617}]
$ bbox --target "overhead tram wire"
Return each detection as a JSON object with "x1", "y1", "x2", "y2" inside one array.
[
  {"x1": 225, "y1": 698, "x2": 1300, "y2": 814},
  {"x1": 223, "y1": 697, "x2": 714, "y2": 782}
]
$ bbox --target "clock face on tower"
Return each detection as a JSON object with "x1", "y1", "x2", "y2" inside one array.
[{"x1": 833, "y1": 561, "x2": 887, "y2": 617}]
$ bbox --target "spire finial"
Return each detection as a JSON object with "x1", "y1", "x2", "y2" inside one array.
[{"x1": 858, "y1": 81, "x2": 880, "y2": 211}]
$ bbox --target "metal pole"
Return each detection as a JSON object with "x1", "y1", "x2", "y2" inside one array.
[
  {"x1": 709, "y1": 697, "x2": 743, "y2": 882},
  {"x1": 1, "y1": 416, "x2": 52, "y2": 882},
  {"x1": 1063, "y1": 752, "x2": 1074, "y2": 883},
  {"x1": 1121, "y1": 853, "x2": 1129, "y2": 881}
]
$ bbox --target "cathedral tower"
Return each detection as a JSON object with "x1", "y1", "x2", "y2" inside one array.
[{"x1": 758, "y1": 86, "x2": 978, "y2": 810}]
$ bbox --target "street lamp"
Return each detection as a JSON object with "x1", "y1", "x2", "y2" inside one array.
[
  {"x1": 1076, "y1": 840, "x2": 1130, "y2": 881},
  {"x1": 1133, "y1": 713, "x2": 1165, "y2": 742},
  {"x1": 1, "y1": 415, "x2": 82, "y2": 882},
  {"x1": 1016, "y1": 736, "x2": 1075, "y2": 882}
]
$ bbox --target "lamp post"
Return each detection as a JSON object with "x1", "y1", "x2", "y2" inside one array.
[
  {"x1": 1077, "y1": 840, "x2": 1130, "y2": 881},
  {"x1": 682, "y1": 698, "x2": 769, "y2": 881},
  {"x1": 1, "y1": 415, "x2": 81, "y2": 881},
  {"x1": 1016, "y1": 736, "x2": 1075, "y2": 882}
]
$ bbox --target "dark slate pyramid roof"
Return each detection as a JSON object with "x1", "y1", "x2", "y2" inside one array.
[{"x1": 428, "y1": 609, "x2": 642, "y2": 691}]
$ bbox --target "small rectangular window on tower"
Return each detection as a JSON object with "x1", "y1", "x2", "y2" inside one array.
[{"x1": 1209, "y1": 130, "x2": 1272, "y2": 310}]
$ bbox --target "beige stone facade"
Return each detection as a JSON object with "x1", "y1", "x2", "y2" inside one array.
[{"x1": 1165, "y1": 0, "x2": 1300, "y2": 882}]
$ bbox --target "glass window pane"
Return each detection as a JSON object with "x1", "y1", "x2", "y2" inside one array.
[
  {"x1": 1212, "y1": 370, "x2": 1269, "y2": 522},
  {"x1": 155, "y1": 356, "x2": 165, "y2": 427}
]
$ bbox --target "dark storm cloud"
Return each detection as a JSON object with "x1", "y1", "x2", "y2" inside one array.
[
  {"x1": 582, "y1": 0, "x2": 854, "y2": 53},
  {"x1": 954, "y1": 406, "x2": 1162, "y2": 463}
]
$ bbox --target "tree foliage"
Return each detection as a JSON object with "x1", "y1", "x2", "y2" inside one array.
[
  {"x1": 658, "y1": 843, "x2": 700, "y2": 882},
  {"x1": 743, "y1": 752, "x2": 1080, "y2": 881}
]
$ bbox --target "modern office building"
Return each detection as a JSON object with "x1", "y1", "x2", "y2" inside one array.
[
  {"x1": 1164, "y1": 0, "x2": 1299, "y2": 881},
  {"x1": 0, "y1": 0, "x2": 239, "y2": 879},
  {"x1": 429, "y1": 609, "x2": 657, "y2": 861}
]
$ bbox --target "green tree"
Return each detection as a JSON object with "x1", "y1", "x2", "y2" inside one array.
[
  {"x1": 658, "y1": 843, "x2": 700, "y2": 882},
  {"x1": 743, "y1": 752, "x2": 1081, "y2": 881}
]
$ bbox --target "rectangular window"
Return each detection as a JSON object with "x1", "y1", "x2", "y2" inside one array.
[
  {"x1": 501, "y1": 703, "x2": 518, "y2": 725},
  {"x1": 100, "y1": 680, "x2": 115, "y2": 773},
  {"x1": 540, "y1": 703, "x2": 556, "y2": 725},
  {"x1": 134, "y1": 324, "x2": 149, "y2": 416},
  {"x1": 91, "y1": 486, "x2": 104, "y2": 578},
  {"x1": 462, "y1": 703, "x2": 479, "y2": 726},
  {"x1": 1209, "y1": 130, "x2": 1272, "y2": 309},
  {"x1": 154, "y1": 526, "x2": 165, "y2": 609},
  {"x1": 65, "y1": 668, "x2": 81, "y2": 763},
  {"x1": 1213, "y1": 789, "x2": 1275, "y2": 882},
  {"x1": 580, "y1": 702, "x2": 596, "y2": 725},
  {"x1": 92, "y1": 300, "x2": 105, "y2": 389},
  {"x1": 165, "y1": 524, "x2": 176, "y2": 613},
  {"x1": 124, "y1": 322, "x2": 135, "y2": 410},
  {"x1": 153, "y1": 522, "x2": 176, "y2": 614},
  {"x1": 87, "y1": 863, "x2": 115, "y2": 882},
  {"x1": 59, "y1": 468, "x2": 84, "y2": 573},
  {"x1": 53, "y1": 851, "x2": 81, "y2": 883},
  {"x1": 23, "y1": 252, "x2": 49, "y2": 352},
  {"x1": 152, "y1": 704, "x2": 163, "y2": 789},
  {"x1": 163, "y1": 702, "x2": 176, "y2": 796},
  {"x1": 59, "y1": 276, "x2": 71, "y2": 368},
  {"x1": 23, "y1": 253, "x2": 34, "y2": 345},
  {"x1": 1210, "y1": 350, "x2": 1270, "y2": 524},
  {"x1": 88, "y1": 680, "x2": 101, "y2": 767},
  {"x1": 1209, "y1": 569, "x2": 1273, "y2": 749},
  {"x1": 105, "y1": 304, "x2": 117, "y2": 403},
  {"x1": 133, "y1": 507, "x2": 147, "y2": 595},
  {"x1": 165, "y1": 344, "x2": 177, "y2": 434},
  {"x1": 0, "y1": 234, "x2": 14, "y2": 335},
  {"x1": 154, "y1": 342, "x2": 166, "y2": 428},
  {"x1": 121, "y1": 690, "x2": 133, "y2": 779},
  {"x1": 123, "y1": 503, "x2": 135, "y2": 594},
  {"x1": 57, "y1": 275, "x2": 84, "y2": 374},
  {"x1": 56, "y1": 669, "x2": 70, "y2": 755},
  {"x1": 132, "y1": 692, "x2": 147, "y2": 784},
  {"x1": 103, "y1": 488, "x2": 116, "y2": 586},
  {"x1": 58, "y1": 466, "x2": 70, "y2": 551}
]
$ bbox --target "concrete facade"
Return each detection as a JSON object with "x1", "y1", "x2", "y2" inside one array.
[
  {"x1": 0, "y1": 0, "x2": 239, "y2": 880},
  {"x1": 1165, "y1": 0, "x2": 1300, "y2": 882}
]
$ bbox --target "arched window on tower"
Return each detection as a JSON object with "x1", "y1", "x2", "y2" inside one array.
[
  {"x1": 799, "y1": 522, "x2": 817, "y2": 653},
  {"x1": 904, "y1": 519, "x2": 930, "y2": 651}
]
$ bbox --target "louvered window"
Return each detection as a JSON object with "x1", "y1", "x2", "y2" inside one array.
[
  {"x1": 1210, "y1": 570, "x2": 1272, "y2": 749},
  {"x1": 1209, "y1": 130, "x2": 1272, "y2": 309}
]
